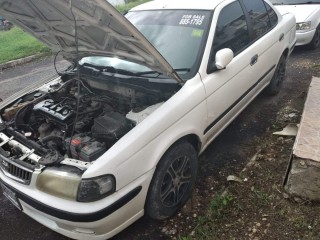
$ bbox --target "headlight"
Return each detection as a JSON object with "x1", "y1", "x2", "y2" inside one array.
[
  {"x1": 296, "y1": 21, "x2": 311, "y2": 31},
  {"x1": 37, "y1": 167, "x2": 115, "y2": 202},
  {"x1": 36, "y1": 167, "x2": 81, "y2": 201},
  {"x1": 77, "y1": 175, "x2": 115, "y2": 202}
]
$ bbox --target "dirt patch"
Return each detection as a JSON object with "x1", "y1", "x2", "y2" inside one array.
[{"x1": 184, "y1": 105, "x2": 320, "y2": 239}]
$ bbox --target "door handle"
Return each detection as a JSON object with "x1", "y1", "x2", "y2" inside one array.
[
  {"x1": 250, "y1": 54, "x2": 258, "y2": 66},
  {"x1": 279, "y1": 33, "x2": 284, "y2": 42}
]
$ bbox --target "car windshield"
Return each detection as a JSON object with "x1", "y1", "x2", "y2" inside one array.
[
  {"x1": 269, "y1": 0, "x2": 320, "y2": 4},
  {"x1": 80, "y1": 10, "x2": 211, "y2": 80}
]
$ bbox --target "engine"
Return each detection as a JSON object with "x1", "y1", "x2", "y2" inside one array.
[
  {"x1": 32, "y1": 96, "x2": 135, "y2": 163},
  {"x1": 0, "y1": 71, "x2": 180, "y2": 169},
  {"x1": 0, "y1": 78, "x2": 139, "y2": 166}
]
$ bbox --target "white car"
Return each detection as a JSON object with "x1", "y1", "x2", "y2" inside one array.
[
  {"x1": 0, "y1": 0, "x2": 295, "y2": 239},
  {"x1": 270, "y1": 0, "x2": 320, "y2": 49}
]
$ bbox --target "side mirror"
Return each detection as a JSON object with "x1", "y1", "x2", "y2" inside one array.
[{"x1": 215, "y1": 48, "x2": 234, "y2": 70}]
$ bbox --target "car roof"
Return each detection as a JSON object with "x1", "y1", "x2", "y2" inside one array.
[{"x1": 130, "y1": 0, "x2": 225, "y2": 11}]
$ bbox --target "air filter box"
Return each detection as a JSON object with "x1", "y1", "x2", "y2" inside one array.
[{"x1": 92, "y1": 112, "x2": 134, "y2": 143}]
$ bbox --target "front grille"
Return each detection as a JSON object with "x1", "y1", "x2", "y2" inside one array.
[
  {"x1": 8, "y1": 163, "x2": 32, "y2": 183},
  {"x1": 0, "y1": 158, "x2": 33, "y2": 185}
]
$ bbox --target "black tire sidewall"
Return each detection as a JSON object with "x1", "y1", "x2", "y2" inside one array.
[
  {"x1": 145, "y1": 141, "x2": 198, "y2": 220},
  {"x1": 266, "y1": 55, "x2": 286, "y2": 96},
  {"x1": 308, "y1": 25, "x2": 320, "y2": 50}
]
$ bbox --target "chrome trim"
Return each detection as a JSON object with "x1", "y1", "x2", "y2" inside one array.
[
  {"x1": 0, "y1": 167, "x2": 28, "y2": 184},
  {"x1": 0, "y1": 159, "x2": 32, "y2": 185},
  {"x1": 0, "y1": 155, "x2": 33, "y2": 173}
]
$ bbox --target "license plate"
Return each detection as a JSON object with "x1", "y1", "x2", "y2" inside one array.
[{"x1": 1, "y1": 183, "x2": 22, "y2": 211}]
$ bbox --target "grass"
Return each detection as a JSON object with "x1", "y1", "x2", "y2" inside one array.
[
  {"x1": 0, "y1": 0, "x2": 150, "y2": 64},
  {"x1": 178, "y1": 192, "x2": 236, "y2": 240},
  {"x1": 250, "y1": 188, "x2": 272, "y2": 206},
  {"x1": 311, "y1": 64, "x2": 320, "y2": 74},
  {"x1": 0, "y1": 27, "x2": 50, "y2": 64},
  {"x1": 210, "y1": 193, "x2": 234, "y2": 217},
  {"x1": 117, "y1": 0, "x2": 151, "y2": 13}
]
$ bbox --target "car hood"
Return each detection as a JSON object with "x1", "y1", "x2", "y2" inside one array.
[
  {"x1": 0, "y1": 0, "x2": 183, "y2": 84},
  {"x1": 275, "y1": 5, "x2": 319, "y2": 22}
]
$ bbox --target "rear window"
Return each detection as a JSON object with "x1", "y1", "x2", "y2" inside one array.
[
  {"x1": 264, "y1": 2, "x2": 278, "y2": 28},
  {"x1": 242, "y1": 0, "x2": 271, "y2": 40}
]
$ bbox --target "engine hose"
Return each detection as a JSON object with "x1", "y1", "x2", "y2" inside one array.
[
  {"x1": 78, "y1": 104, "x2": 102, "y2": 116},
  {"x1": 40, "y1": 135, "x2": 63, "y2": 144},
  {"x1": 6, "y1": 127, "x2": 49, "y2": 155}
]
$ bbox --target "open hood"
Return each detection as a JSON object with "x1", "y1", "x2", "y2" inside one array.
[{"x1": 0, "y1": 0, "x2": 183, "y2": 84}]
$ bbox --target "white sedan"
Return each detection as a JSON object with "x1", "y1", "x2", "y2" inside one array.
[
  {"x1": 270, "y1": 0, "x2": 320, "y2": 49},
  {"x1": 0, "y1": 0, "x2": 295, "y2": 239}
]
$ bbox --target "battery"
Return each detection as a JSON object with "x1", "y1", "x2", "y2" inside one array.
[
  {"x1": 66, "y1": 134, "x2": 106, "y2": 161},
  {"x1": 79, "y1": 141, "x2": 106, "y2": 162}
]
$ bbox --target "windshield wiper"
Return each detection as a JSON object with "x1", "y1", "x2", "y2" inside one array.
[
  {"x1": 296, "y1": 1, "x2": 320, "y2": 4},
  {"x1": 136, "y1": 68, "x2": 191, "y2": 77},
  {"x1": 272, "y1": 1, "x2": 319, "y2": 5},
  {"x1": 81, "y1": 63, "x2": 190, "y2": 79},
  {"x1": 81, "y1": 63, "x2": 137, "y2": 76}
]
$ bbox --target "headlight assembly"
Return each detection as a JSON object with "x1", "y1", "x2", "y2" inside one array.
[
  {"x1": 36, "y1": 167, "x2": 81, "y2": 201},
  {"x1": 37, "y1": 167, "x2": 115, "y2": 202},
  {"x1": 296, "y1": 21, "x2": 311, "y2": 31},
  {"x1": 77, "y1": 175, "x2": 115, "y2": 202}
]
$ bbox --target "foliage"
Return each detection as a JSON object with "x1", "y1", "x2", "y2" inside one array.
[
  {"x1": 0, "y1": 0, "x2": 150, "y2": 64},
  {"x1": 178, "y1": 193, "x2": 236, "y2": 240},
  {"x1": 117, "y1": 0, "x2": 150, "y2": 13},
  {"x1": 0, "y1": 27, "x2": 50, "y2": 64}
]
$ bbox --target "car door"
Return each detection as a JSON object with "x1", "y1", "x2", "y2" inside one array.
[
  {"x1": 241, "y1": 0, "x2": 282, "y2": 88},
  {"x1": 201, "y1": 0, "x2": 254, "y2": 142},
  {"x1": 201, "y1": 0, "x2": 281, "y2": 143}
]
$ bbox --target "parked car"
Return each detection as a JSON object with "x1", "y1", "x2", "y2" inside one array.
[
  {"x1": 0, "y1": 0, "x2": 295, "y2": 239},
  {"x1": 270, "y1": 0, "x2": 320, "y2": 49},
  {"x1": 0, "y1": 16, "x2": 13, "y2": 30}
]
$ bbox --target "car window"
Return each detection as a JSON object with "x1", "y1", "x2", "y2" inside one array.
[
  {"x1": 242, "y1": 0, "x2": 271, "y2": 40},
  {"x1": 210, "y1": 1, "x2": 250, "y2": 60},
  {"x1": 264, "y1": 2, "x2": 278, "y2": 28}
]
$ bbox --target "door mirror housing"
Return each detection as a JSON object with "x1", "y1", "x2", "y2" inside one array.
[
  {"x1": 215, "y1": 48, "x2": 234, "y2": 70},
  {"x1": 207, "y1": 48, "x2": 234, "y2": 74}
]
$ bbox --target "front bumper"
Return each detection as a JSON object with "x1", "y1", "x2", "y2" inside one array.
[
  {"x1": 296, "y1": 29, "x2": 316, "y2": 46},
  {"x1": 0, "y1": 169, "x2": 153, "y2": 240}
]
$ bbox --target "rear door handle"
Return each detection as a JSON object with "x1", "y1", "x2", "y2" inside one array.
[
  {"x1": 250, "y1": 54, "x2": 258, "y2": 66},
  {"x1": 279, "y1": 33, "x2": 284, "y2": 42}
]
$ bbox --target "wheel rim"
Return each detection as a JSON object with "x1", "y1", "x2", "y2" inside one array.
[
  {"x1": 275, "y1": 61, "x2": 286, "y2": 87},
  {"x1": 160, "y1": 156, "x2": 192, "y2": 207}
]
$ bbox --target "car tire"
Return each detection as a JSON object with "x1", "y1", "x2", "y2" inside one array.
[
  {"x1": 145, "y1": 140, "x2": 198, "y2": 220},
  {"x1": 265, "y1": 55, "x2": 286, "y2": 96},
  {"x1": 308, "y1": 25, "x2": 320, "y2": 50}
]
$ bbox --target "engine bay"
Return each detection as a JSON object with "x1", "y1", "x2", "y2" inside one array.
[{"x1": 0, "y1": 74, "x2": 179, "y2": 170}]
